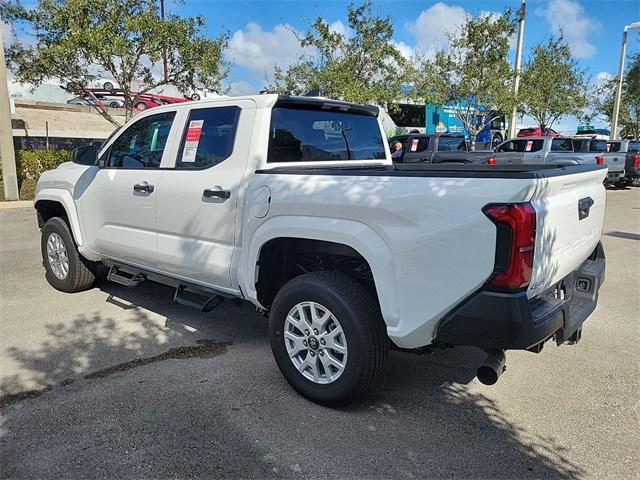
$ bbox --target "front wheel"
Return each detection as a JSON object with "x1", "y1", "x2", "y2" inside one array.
[
  {"x1": 41, "y1": 217, "x2": 95, "y2": 293},
  {"x1": 134, "y1": 101, "x2": 147, "y2": 110},
  {"x1": 269, "y1": 271, "x2": 388, "y2": 406}
]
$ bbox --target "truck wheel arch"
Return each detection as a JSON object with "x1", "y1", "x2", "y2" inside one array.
[
  {"x1": 240, "y1": 217, "x2": 400, "y2": 329},
  {"x1": 35, "y1": 190, "x2": 83, "y2": 247}
]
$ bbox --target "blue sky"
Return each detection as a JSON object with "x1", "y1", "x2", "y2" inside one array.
[
  {"x1": 6, "y1": 0, "x2": 640, "y2": 132},
  {"x1": 171, "y1": 1, "x2": 639, "y2": 89},
  {"x1": 168, "y1": 0, "x2": 640, "y2": 131}
]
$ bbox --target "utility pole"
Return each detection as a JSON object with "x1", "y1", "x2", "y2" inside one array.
[
  {"x1": 508, "y1": 0, "x2": 526, "y2": 139},
  {"x1": 0, "y1": 20, "x2": 19, "y2": 201},
  {"x1": 610, "y1": 22, "x2": 640, "y2": 140},
  {"x1": 161, "y1": 0, "x2": 168, "y2": 82}
]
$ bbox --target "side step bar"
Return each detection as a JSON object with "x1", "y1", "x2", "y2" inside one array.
[
  {"x1": 174, "y1": 285, "x2": 224, "y2": 312},
  {"x1": 107, "y1": 266, "x2": 145, "y2": 287}
]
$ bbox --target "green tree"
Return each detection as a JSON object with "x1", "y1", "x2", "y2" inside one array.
[
  {"x1": 519, "y1": 36, "x2": 588, "y2": 132},
  {"x1": 412, "y1": 11, "x2": 515, "y2": 149},
  {"x1": 1, "y1": 0, "x2": 229, "y2": 124},
  {"x1": 268, "y1": 0, "x2": 408, "y2": 108},
  {"x1": 594, "y1": 53, "x2": 640, "y2": 138}
]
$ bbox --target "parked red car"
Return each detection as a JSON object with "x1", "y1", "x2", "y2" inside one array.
[{"x1": 517, "y1": 127, "x2": 559, "y2": 138}]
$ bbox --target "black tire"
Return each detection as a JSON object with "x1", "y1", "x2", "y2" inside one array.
[
  {"x1": 41, "y1": 217, "x2": 95, "y2": 293},
  {"x1": 269, "y1": 271, "x2": 388, "y2": 406},
  {"x1": 109, "y1": 101, "x2": 120, "y2": 108},
  {"x1": 191, "y1": 93, "x2": 201, "y2": 101},
  {"x1": 135, "y1": 101, "x2": 147, "y2": 110},
  {"x1": 491, "y1": 133, "x2": 503, "y2": 148},
  {"x1": 103, "y1": 81, "x2": 114, "y2": 91}
]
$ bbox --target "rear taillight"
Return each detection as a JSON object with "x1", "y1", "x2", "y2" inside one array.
[
  {"x1": 632, "y1": 154, "x2": 640, "y2": 168},
  {"x1": 486, "y1": 156, "x2": 496, "y2": 165},
  {"x1": 596, "y1": 155, "x2": 604, "y2": 165},
  {"x1": 483, "y1": 203, "x2": 537, "y2": 291}
]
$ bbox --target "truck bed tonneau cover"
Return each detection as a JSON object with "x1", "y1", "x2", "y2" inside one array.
[{"x1": 256, "y1": 163, "x2": 607, "y2": 180}]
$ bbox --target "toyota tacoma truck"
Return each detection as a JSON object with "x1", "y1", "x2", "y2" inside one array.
[{"x1": 34, "y1": 95, "x2": 606, "y2": 406}]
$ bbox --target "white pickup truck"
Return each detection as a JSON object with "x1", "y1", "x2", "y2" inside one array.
[{"x1": 35, "y1": 95, "x2": 606, "y2": 406}]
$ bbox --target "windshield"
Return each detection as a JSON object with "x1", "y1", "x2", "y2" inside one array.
[{"x1": 267, "y1": 107, "x2": 386, "y2": 163}]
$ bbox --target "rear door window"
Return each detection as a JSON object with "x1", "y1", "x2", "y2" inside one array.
[
  {"x1": 498, "y1": 140, "x2": 529, "y2": 152},
  {"x1": 407, "y1": 136, "x2": 429, "y2": 153},
  {"x1": 437, "y1": 137, "x2": 467, "y2": 151},
  {"x1": 268, "y1": 107, "x2": 386, "y2": 163},
  {"x1": 589, "y1": 140, "x2": 607, "y2": 152},
  {"x1": 175, "y1": 106, "x2": 240, "y2": 169},
  {"x1": 523, "y1": 140, "x2": 544, "y2": 152},
  {"x1": 551, "y1": 138, "x2": 573, "y2": 152},
  {"x1": 606, "y1": 142, "x2": 621, "y2": 152}
]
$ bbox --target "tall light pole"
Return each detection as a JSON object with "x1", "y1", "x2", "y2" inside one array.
[
  {"x1": 610, "y1": 22, "x2": 640, "y2": 140},
  {"x1": 0, "y1": 20, "x2": 19, "y2": 201},
  {"x1": 160, "y1": 0, "x2": 168, "y2": 83},
  {"x1": 508, "y1": 0, "x2": 526, "y2": 139}
]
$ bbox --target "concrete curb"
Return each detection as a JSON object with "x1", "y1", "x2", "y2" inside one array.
[{"x1": 0, "y1": 200, "x2": 33, "y2": 209}]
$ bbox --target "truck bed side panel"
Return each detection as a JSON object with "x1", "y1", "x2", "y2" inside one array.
[{"x1": 243, "y1": 173, "x2": 538, "y2": 348}]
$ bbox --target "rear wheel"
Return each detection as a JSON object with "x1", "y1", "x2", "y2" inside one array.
[
  {"x1": 190, "y1": 93, "x2": 201, "y2": 101},
  {"x1": 134, "y1": 101, "x2": 147, "y2": 110},
  {"x1": 41, "y1": 217, "x2": 95, "y2": 293},
  {"x1": 103, "y1": 81, "x2": 115, "y2": 91},
  {"x1": 269, "y1": 271, "x2": 388, "y2": 406}
]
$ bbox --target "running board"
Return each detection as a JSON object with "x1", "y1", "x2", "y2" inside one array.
[
  {"x1": 107, "y1": 266, "x2": 145, "y2": 287},
  {"x1": 174, "y1": 285, "x2": 223, "y2": 312}
]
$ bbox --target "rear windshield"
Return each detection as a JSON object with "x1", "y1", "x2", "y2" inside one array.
[
  {"x1": 437, "y1": 137, "x2": 467, "y2": 151},
  {"x1": 267, "y1": 107, "x2": 386, "y2": 163},
  {"x1": 627, "y1": 141, "x2": 640, "y2": 152}
]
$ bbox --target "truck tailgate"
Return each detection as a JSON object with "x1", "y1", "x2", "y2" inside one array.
[{"x1": 527, "y1": 168, "x2": 606, "y2": 298}]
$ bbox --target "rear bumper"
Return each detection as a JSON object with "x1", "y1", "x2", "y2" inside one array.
[
  {"x1": 624, "y1": 166, "x2": 639, "y2": 178},
  {"x1": 434, "y1": 242, "x2": 605, "y2": 351},
  {"x1": 606, "y1": 171, "x2": 624, "y2": 183}
]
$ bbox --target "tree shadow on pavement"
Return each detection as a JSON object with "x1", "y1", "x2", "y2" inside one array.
[{"x1": 0, "y1": 279, "x2": 585, "y2": 479}]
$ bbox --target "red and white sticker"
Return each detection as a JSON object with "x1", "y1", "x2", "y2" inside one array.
[
  {"x1": 182, "y1": 120, "x2": 204, "y2": 162},
  {"x1": 525, "y1": 140, "x2": 533, "y2": 151},
  {"x1": 411, "y1": 138, "x2": 419, "y2": 152}
]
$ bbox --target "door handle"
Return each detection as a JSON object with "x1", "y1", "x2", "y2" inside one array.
[
  {"x1": 133, "y1": 182, "x2": 154, "y2": 193},
  {"x1": 203, "y1": 188, "x2": 231, "y2": 199}
]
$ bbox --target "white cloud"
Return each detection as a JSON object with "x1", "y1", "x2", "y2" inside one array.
[
  {"x1": 226, "y1": 22, "x2": 312, "y2": 79},
  {"x1": 328, "y1": 20, "x2": 349, "y2": 38},
  {"x1": 391, "y1": 40, "x2": 415, "y2": 60},
  {"x1": 2, "y1": 21, "x2": 17, "y2": 47},
  {"x1": 537, "y1": 0, "x2": 601, "y2": 58},
  {"x1": 407, "y1": 2, "x2": 467, "y2": 57},
  {"x1": 226, "y1": 80, "x2": 256, "y2": 96},
  {"x1": 593, "y1": 71, "x2": 613, "y2": 86}
]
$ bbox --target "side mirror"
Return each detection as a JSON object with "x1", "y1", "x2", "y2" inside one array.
[{"x1": 72, "y1": 145, "x2": 99, "y2": 166}]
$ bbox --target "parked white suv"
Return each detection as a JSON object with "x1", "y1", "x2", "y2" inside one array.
[{"x1": 35, "y1": 95, "x2": 606, "y2": 405}]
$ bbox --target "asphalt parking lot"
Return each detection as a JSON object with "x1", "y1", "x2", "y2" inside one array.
[{"x1": 1, "y1": 188, "x2": 638, "y2": 479}]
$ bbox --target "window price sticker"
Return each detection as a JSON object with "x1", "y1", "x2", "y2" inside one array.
[
  {"x1": 411, "y1": 138, "x2": 419, "y2": 152},
  {"x1": 182, "y1": 120, "x2": 204, "y2": 162}
]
